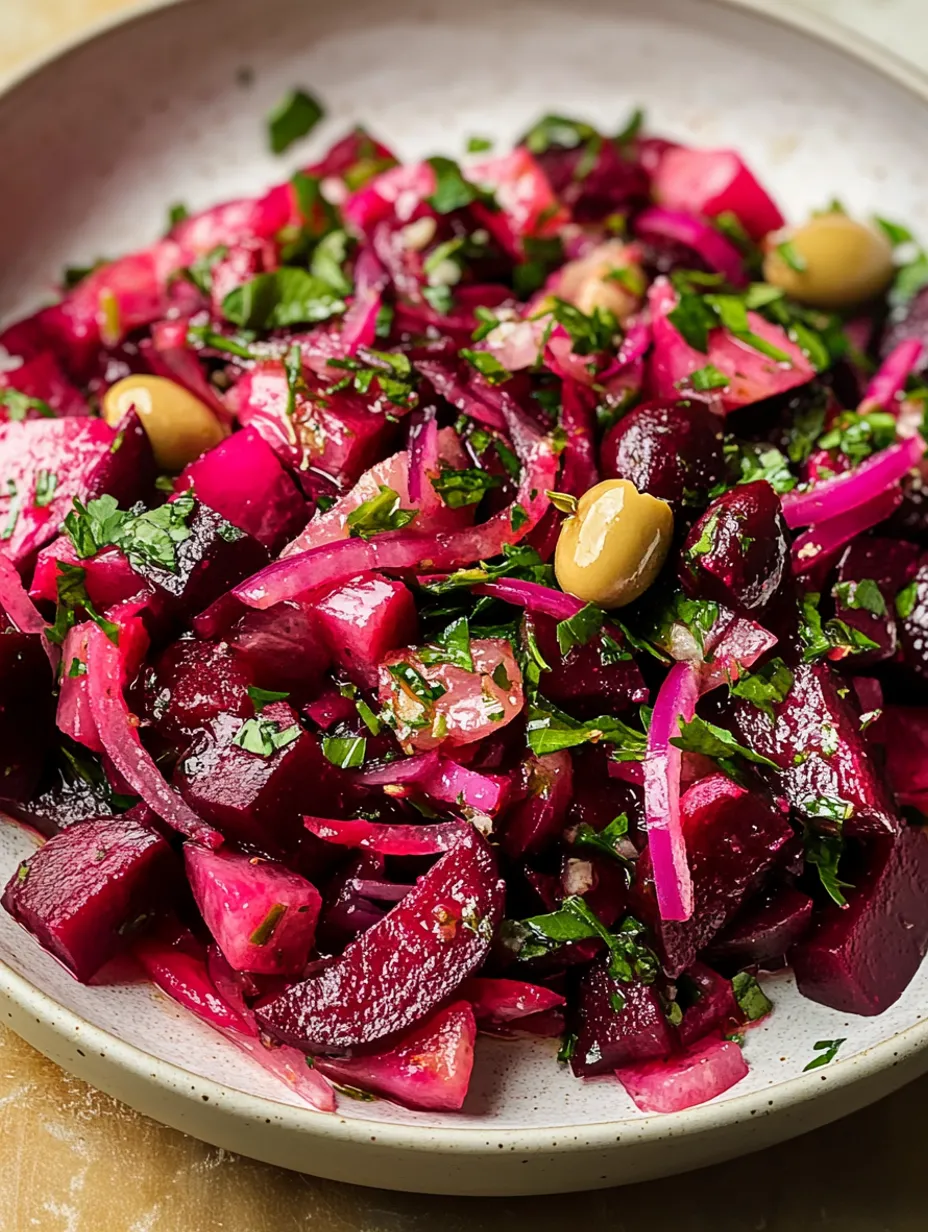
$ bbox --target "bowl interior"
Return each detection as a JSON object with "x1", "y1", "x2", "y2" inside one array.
[{"x1": 2, "y1": 0, "x2": 928, "y2": 1136}]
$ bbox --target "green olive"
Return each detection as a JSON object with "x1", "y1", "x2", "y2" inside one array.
[
  {"x1": 102, "y1": 374, "x2": 227, "y2": 472},
  {"x1": 762, "y1": 213, "x2": 894, "y2": 310},
  {"x1": 554, "y1": 479, "x2": 674, "y2": 609}
]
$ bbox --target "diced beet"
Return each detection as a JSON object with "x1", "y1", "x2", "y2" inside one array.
[
  {"x1": 652, "y1": 146, "x2": 784, "y2": 241},
  {"x1": 57, "y1": 623, "x2": 101, "y2": 752},
  {"x1": 502, "y1": 750, "x2": 573, "y2": 858},
  {"x1": 316, "y1": 850, "x2": 388, "y2": 949},
  {"x1": 174, "y1": 427, "x2": 306, "y2": 552},
  {"x1": 31, "y1": 537, "x2": 149, "y2": 608},
  {"x1": 460, "y1": 976, "x2": 565, "y2": 1023},
  {"x1": 570, "y1": 961, "x2": 677, "y2": 1078},
  {"x1": 881, "y1": 706, "x2": 928, "y2": 811},
  {"x1": 531, "y1": 133, "x2": 647, "y2": 223},
  {"x1": 132, "y1": 501, "x2": 269, "y2": 632},
  {"x1": 600, "y1": 399, "x2": 725, "y2": 514},
  {"x1": 561, "y1": 851, "x2": 632, "y2": 929},
  {"x1": 706, "y1": 885, "x2": 814, "y2": 969},
  {"x1": 896, "y1": 552, "x2": 928, "y2": 681},
  {"x1": 314, "y1": 1001, "x2": 477, "y2": 1111},
  {"x1": 617, "y1": 1034, "x2": 749, "y2": 1113},
  {"x1": 791, "y1": 826, "x2": 928, "y2": 1015},
  {"x1": 174, "y1": 704, "x2": 338, "y2": 856},
  {"x1": 726, "y1": 662, "x2": 899, "y2": 837},
  {"x1": 0, "y1": 629, "x2": 56, "y2": 801},
  {"x1": 142, "y1": 639, "x2": 255, "y2": 752},
  {"x1": 1, "y1": 809, "x2": 176, "y2": 982},
  {"x1": 229, "y1": 361, "x2": 398, "y2": 489},
  {"x1": 184, "y1": 845, "x2": 321, "y2": 975},
  {"x1": 256, "y1": 828, "x2": 504, "y2": 1052},
  {"x1": 833, "y1": 537, "x2": 919, "y2": 666},
  {"x1": 202, "y1": 594, "x2": 330, "y2": 699},
  {"x1": 677, "y1": 962, "x2": 740, "y2": 1047},
  {"x1": 634, "y1": 773, "x2": 794, "y2": 976},
  {"x1": 82, "y1": 408, "x2": 156, "y2": 511},
  {"x1": 522, "y1": 612, "x2": 647, "y2": 717},
  {"x1": 0, "y1": 417, "x2": 117, "y2": 564},
  {"x1": 315, "y1": 573, "x2": 418, "y2": 690},
  {"x1": 680, "y1": 481, "x2": 790, "y2": 617},
  {"x1": 378, "y1": 638, "x2": 523, "y2": 753},
  {"x1": 0, "y1": 351, "x2": 88, "y2": 418}
]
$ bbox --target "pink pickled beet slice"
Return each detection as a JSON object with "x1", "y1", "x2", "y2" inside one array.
[
  {"x1": 460, "y1": 977, "x2": 565, "y2": 1023},
  {"x1": 85, "y1": 616, "x2": 223, "y2": 849},
  {"x1": 304, "y1": 815, "x2": 466, "y2": 856},
  {"x1": 651, "y1": 146, "x2": 784, "y2": 240},
  {"x1": 791, "y1": 825, "x2": 928, "y2": 1015},
  {"x1": 649, "y1": 279, "x2": 814, "y2": 412},
  {"x1": 378, "y1": 637, "x2": 523, "y2": 753},
  {"x1": 0, "y1": 549, "x2": 49, "y2": 634},
  {"x1": 2, "y1": 810, "x2": 176, "y2": 982},
  {"x1": 256, "y1": 828, "x2": 504, "y2": 1052},
  {"x1": 0, "y1": 351, "x2": 88, "y2": 418},
  {"x1": 174, "y1": 427, "x2": 306, "y2": 552},
  {"x1": 502, "y1": 750, "x2": 573, "y2": 859},
  {"x1": 184, "y1": 845, "x2": 321, "y2": 975},
  {"x1": 571, "y1": 961, "x2": 677, "y2": 1078},
  {"x1": 617, "y1": 1035, "x2": 749, "y2": 1114},
  {"x1": 635, "y1": 773, "x2": 794, "y2": 977},
  {"x1": 315, "y1": 573, "x2": 418, "y2": 690},
  {"x1": 313, "y1": 1001, "x2": 477, "y2": 1111}
]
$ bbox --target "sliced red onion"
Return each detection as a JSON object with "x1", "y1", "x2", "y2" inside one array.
[
  {"x1": 781, "y1": 433, "x2": 923, "y2": 528},
  {"x1": 474, "y1": 578, "x2": 586, "y2": 621},
  {"x1": 635, "y1": 206, "x2": 747, "y2": 288},
  {"x1": 414, "y1": 359, "x2": 507, "y2": 430},
  {"x1": 352, "y1": 749, "x2": 440, "y2": 786},
  {"x1": 643, "y1": 659, "x2": 700, "y2": 922},
  {"x1": 0, "y1": 550, "x2": 49, "y2": 635},
  {"x1": 86, "y1": 622, "x2": 223, "y2": 848},
  {"x1": 407, "y1": 409, "x2": 439, "y2": 505},
  {"x1": 860, "y1": 339, "x2": 925, "y2": 414},
  {"x1": 423, "y1": 759, "x2": 508, "y2": 814},
  {"x1": 304, "y1": 815, "x2": 465, "y2": 855},
  {"x1": 338, "y1": 247, "x2": 388, "y2": 356},
  {"x1": 792, "y1": 484, "x2": 904, "y2": 575}
]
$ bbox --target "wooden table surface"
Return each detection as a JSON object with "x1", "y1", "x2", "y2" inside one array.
[{"x1": 2, "y1": 2, "x2": 928, "y2": 1229}]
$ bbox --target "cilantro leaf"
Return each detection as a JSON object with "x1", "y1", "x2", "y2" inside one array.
[
  {"x1": 803, "y1": 1038, "x2": 846, "y2": 1071},
  {"x1": 431, "y1": 467, "x2": 501, "y2": 509},
  {"x1": 346, "y1": 485, "x2": 418, "y2": 539},
  {"x1": 555, "y1": 603, "x2": 605, "y2": 656},
  {"x1": 267, "y1": 88, "x2": 325, "y2": 154},
  {"x1": 671, "y1": 714, "x2": 778, "y2": 768}
]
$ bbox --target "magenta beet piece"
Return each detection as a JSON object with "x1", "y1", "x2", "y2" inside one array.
[
  {"x1": 1, "y1": 810, "x2": 176, "y2": 982},
  {"x1": 314, "y1": 1001, "x2": 477, "y2": 1111},
  {"x1": 0, "y1": 351, "x2": 88, "y2": 418},
  {"x1": 503, "y1": 750, "x2": 573, "y2": 859},
  {"x1": 652, "y1": 146, "x2": 784, "y2": 241},
  {"x1": 726, "y1": 662, "x2": 898, "y2": 838},
  {"x1": 634, "y1": 773, "x2": 794, "y2": 976},
  {"x1": 896, "y1": 553, "x2": 928, "y2": 681},
  {"x1": 0, "y1": 629, "x2": 56, "y2": 801},
  {"x1": 881, "y1": 707, "x2": 928, "y2": 810},
  {"x1": 833, "y1": 537, "x2": 919, "y2": 666},
  {"x1": 175, "y1": 427, "x2": 306, "y2": 552},
  {"x1": 316, "y1": 850, "x2": 388, "y2": 949},
  {"x1": 531, "y1": 131, "x2": 647, "y2": 223},
  {"x1": 522, "y1": 612, "x2": 647, "y2": 717},
  {"x1": 57, "y1": 623, "x2": 101, "y2": 753},
  {"x1": 706, "y1": 885, "x2": 814, "y2": 969},
  {"x1": 617, "y1": 1035, "x2": 749, "y2": 1113},
  {"x1": 600, "y1": 400, "x2": 725, "y2": 513},
  {"x1": 220, "y1": 596, "x2": 330, "y2": 698},
  {"x1": 185, "y1": 845, "x2": 321, "y2": 975},
  {"x1": 0, "y1": 417, "x2": 117, "y2": 564},
  {"x1": 315, "y1": 573, "x2": 418, "y2": 690},
  {"x1": 143, "y1": 639, "x2": 255, "y2": 752},
  {"x1": 570, "y1": 961, "x2": 677, "y2": 1078},
  {"x1": 31, "y1": 538, "x2": 148, "y2": 608},
  {"x1": 82, "y1": 408, "x2": 156, "y2": 510},
  {"x1": 680, "y1": 481, "x2": 790, "y2": 616},
  {"x1": 134, "y1": 501, "x2": 269, "y2": 631},
  {"x1": 460, "y1": 976, "x2": 565, "y2": 1023},
  {"x1": 791, "y1": 826, "x2": 928, "y2": 1015},
  {"x1": 175, "y1": 703, "x2": 338, "y2": 856},
  {"x1": 256, "y1": 829, "x2": 504, "y2": 1052},
  {"x1": 677, "y1": 961, "x2": 739, "y2": 1047}
]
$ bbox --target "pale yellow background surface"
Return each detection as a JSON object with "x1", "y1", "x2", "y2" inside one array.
[{"x1": 1, "y1": 2, "x2": 927, "y2": 1229}]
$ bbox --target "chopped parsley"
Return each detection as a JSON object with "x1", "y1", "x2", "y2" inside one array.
[
  {"x1": 833, "y1": 578, "x2": 886, "y2": 617},
  {"x1": 724, "y1": 440, "x2": 797, "y2": 495},
  {"x1": 431, "y1": 467, "x2": 502, "y2": 509},
  {"x1": 466, "y1": 135, "x2": 494, "y2": 153},
  {"x1": 687, "y1": 363, "x2": 730, "y2": 392},
  {"x1": 775, "y1": 240, "x2": 807, "y2": 273},
  {"x1": 387, "y1": 661, "x2": 446, "y2": 704},
  {"x1": 555, "y1": 603, "x2": 606, "y2": 656},
  {"x1": 425, "y1": 156, "x2": 483, "y2": 214},
  {"x1": 222, "y1": 267, "x2": 347, "y2": 330},
  {"x1": 246, "y1": 686, "x2": 291, "y2": 712},
  {"x1": 320, "y1": 734, "x2": 367, "y2": 769},
  {"x1": 729, "y1": 658, "x2": 793, "y2": 718},
  {"x1": 64, "y1": 493, "x2": 197, "y2": 575},
  {"x1": 671, "y1": 714, "x2": 778, "y2": 769},
  {"x1": 526, "y1": 703, "x2": 646, "y2": 759},
  {"x1": 327, "y1": 348, "x2": 418, "y2": 409},
  {"x1": 346, "y1": 485, "x2": 418, "y2": 539},
  {"x1": 460, "y1": 348, "x2": 511, "y2": 385},
  {"x1": 803, "y1": 1038, "x2": 846, "y2": 1071},
  {"x1": 46, "y1": 562, "x2": 120, "y2": 647},
  {"x1": 33, "y1": 469, "x2": 58, "y2": 508},
  {"x1": 896, "y1": 580, "x2": 918, "y2": 619},
  {"x1": 799, "y1": 591, "x2": 880, "y2": 662},
  {"x1": 522, "y1": 114, "x2": 597, "y2": 155},
  {"x1": 570, "y1": 813, "x2": 630, "y2": 863},
  {"x1": 267, "y1": 88, "x2": 325, "y2": 154},
  {"x1": 817, "y1": 410, "x2": 897, "y2": 466},
  {"x1": 418, "y1": 616, "x2": 474, "y2": 671},
  {"x1": 0, "y1": 388, "x2": 55, "y2": 421},
  {"x1": 732, "y1": 972, "x2": 773, "y2": 1022},
  {"x1": 233, "y1": 717, "x2": 302, "y2": 757}
]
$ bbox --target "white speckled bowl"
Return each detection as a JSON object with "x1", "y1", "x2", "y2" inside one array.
[{"x1": 2, "y1": 0, "x2": 928, "y2": 1197}]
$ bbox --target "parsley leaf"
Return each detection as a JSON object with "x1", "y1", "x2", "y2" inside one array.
[
  {"x1": 522, "y1": 114, "x2": 597, "y2": 154},
  {"x1": 729, "y1": 658, "x2": 793, "y2": 718},
  {"x1": 346, "y1": 485, "x2": 418, "y2": 539},
  {"x1": 570, "y1": 813, "x2": 630, "y2": 863},
  {"x1": 267, "y1": 88, "x2": 325, "y2": 154},
  {"x1": 46, "y1": 562, "x2": 120, "y2": 647},
  {"x1": 222, "y1": 268, "x2": 347, "y2": 330},
  {"x1": 896, "y1": 580, "x2": 918, "y2": 619},
  {"x1": 798, "y1": 592, "x2": 880, "y2": 662},
  {"x1": 687, "y1": 363, "x2": 730, "y2": 392},
  {"x1": 33, "y1": 469, "x2": 58, "y2": 509},
  {"x1": 431, "y1": 467, "x2": 501, "y2": 509},
  {"x1": 502, "y1": 899, "x2": 659, "y2": 986},
  {"x1": 555, "y1": 603, "x2": 605, "y2": 655},
  {"x1": 526, "y1": 703, "x2": 647, "y2": 759},
  {"x1": 803, "y1": 1038, "x2": 846, "y2": 1071},
  {"x1": 321, "y1": 734, "x2": 367, "y2": 769},
  {"x1": 0, "y1": 388, "x2": 55, "y2": 421},
  {"x1": 732, "y1": 972, "x2": 773, "y2": 1022},
  {"x1": 833, "y1": 577, "x2": 886, "y2": 617},
  {"x1": 460, "y1": 348, "x2": 511, "y2": 385},
  {"x1": 671, "y1": 714, "x2": 778, "y2": 768},
  {"x1": 547, "y1": 298, "x2": 617, "y2": 356},
  {"x1": 775, "y1": 240, "x2": 807, "y2": 273},
  {"x1": 666, "y1": 286, "x2": 716, "y2": 352},
  {"x1": 466, "y1": 135, "x2": 494, "y2": 153},
  {"x1": 233, "y1": 717, "x2": 302, "y2": 757},
  {"x1": 426, "y1": 156, "x2": 482, "y2": 214},
  {"x1": 817, "y1": 410, "x2": 897, "y2": 466},
  {"x1": 64, "y1": 494, "x2": 197, "y2": 575},
  {"x1": 724, "y1": 439, "x2": 797, "y2": 494},
  {"x1": 419, "y1": 616, "x2": 474, "y2": 671},
  {"x1": 247, "y1": 686, "x2": 291, "y2": 712}
]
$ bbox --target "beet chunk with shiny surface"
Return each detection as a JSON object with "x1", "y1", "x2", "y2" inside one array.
[
  {"x1": 726, "y1": 662, "x2": 899, "y2": 837},
  {"x1": 143, "y1": 639, "x2": 255, "y2": 752},
  {"x1": 680, "y1": 480, "x2": 790, "y2": 615},
  {"x1": 256, "y1": 829, "x2": 504, "y2": 1053},
  {"x1": 791, "y1": 826, "x2": 928, "y2": 1015},
  {"x1": 0, "y1": 630, "x2": 56, "y2": 802},
  {"x1": 634, "y1": 773, "x2": 794, "y2": 976},
  {"x1": 522, "y1": 612, "x2": 647, "y2": 717},
  {"x1": 600, "y1": 399, "x2": 725, "y2": 513},
  {"x1": 706, "y1": 885, "x2": 814, "y2": 970},
  {"x1": 896, "y1": 553, "x2": 928, "y2": 681},
  {"x1": 833, "y1": 536, "x2": 918, "y2": 668},
  {"x1": 570, "y1": 961, "x2": 676, "y2": 1078},
  {"x1": 1, "y1": 809, "x2": 175, "y2": 982}
]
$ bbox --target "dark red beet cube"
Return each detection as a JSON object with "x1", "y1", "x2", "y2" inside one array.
[
  {"x1": 897, "y1": 553, "x2": 928, "y2": 681},
  {"x1": 570, "y1": 961, "x2": 676, "y2": 1077},
  {"x1": 600, "y1": 399, "x2": 725, "y2": 514},
  {"x1": 225, "y1": 597, "x2": 330, "y2": 698},
  {"x1": 82, "y1": 408, "x2": 156, "y2": 510},
  {"x1": 522, "y1": 612, "x2": 647, "y2": 718},
  {"x1": 503, "y1": 750, "x2": 573, "y2": 859},
  {"x1": 315, "y1": 573, "x2": 418, "y2": 690},
  {"x1": 677, "y1": 961, "x2": 740, "y2": 1047},
  {"x1": 142, "y1": 639, "x2": 255, "y2": 753},
  {"x1": 833, "y1": 537, "x2": 919, "y2": 667},
  {"x1": 0, "y1": 630, "x2": 56, "y2": 802},
  {"x1": 1, "y1": 810, "x2": 176, "y2": 982},
  {"x1": 726, "y1": 662, "x2": 898, "y2": 838},
  {"x1": 634, "y1": 773, "x2": 794, "y2": 976},
  {"x1": 680, "y1": 480, "x2": 790, "y2": 616},
  {"x1": 706, "y1": 885, "x2": 814, "y2": 970},
  {"x1": 791, "y1": 826, "x2": 928, "y2": 1015},
  {"x1": 174, "y1": 703, "x2": 338, "y2": 856}
]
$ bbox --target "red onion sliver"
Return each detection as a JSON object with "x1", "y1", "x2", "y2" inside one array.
[
  {"x1": 0, "y1": 550, "x2": 49, "y2": 634},
  {"x1": 635, "y1": 206, "x2": 747, "y2": 288},
  {"x1": 780, "y1": 433, "x2": 923, "y2": 529},
  {"x1": 352, "y1": 749, "x2": 440, "y2": 786},
  {"x1": 407, "y1": 409, "x2": 439, "y2": 505},
  {"x1": 643, "y1": 659, "x2": 700, "y2": 922},
  {"x1": 860, "y1": 338, "x2": 925, "y2": 414},
  {"x1": 304, "y1": 815, "x2": 465, "y2": 855},
  {"x1": 474, "y1": 578, "x2": 586, "y2": 621},
  {"x1": 792, "y1": 484, "x2": 904, "y2": 575}
]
